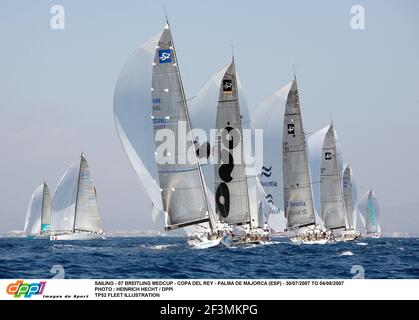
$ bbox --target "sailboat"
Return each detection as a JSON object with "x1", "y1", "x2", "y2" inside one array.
[
  {"x1": 187, "y1": 62, "x2": 272, "y2": 246},
  {"x1": 320, "y1": 124, "x2": 348, "y2": 242},
  {"x1": 358, "y1": 189, "x2": 381, "y2": 238},
  {"x1": 50, "y1": 153, "x2": 105, "y2": 240},
  {"x1": 283, "y1": 77, "x2": 327, "y2": 244},
  {"x1": 341, "y1": 164, "x2": 361, "y2": 241},
  {"x1": 214, "y1": 58, "x2": 268, "y2": 246},
  {"x1": 113, "y1": 21, "x2": 221, "y2": 249},
  {"x1": 24, "y1": 182, "x2": 51, "y2": 238},
  {"x1": 252, "y1": 82, "x2": 292, "y2": 237}
]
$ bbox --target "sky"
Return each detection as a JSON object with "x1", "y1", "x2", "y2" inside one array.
[{"x1": 0, "y1": 0, "x2": 418, "y2": 233}]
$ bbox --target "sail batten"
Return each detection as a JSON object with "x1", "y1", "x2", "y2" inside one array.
[{"x1": 282, "y1": 80, "x2": 316, "y2": 230}]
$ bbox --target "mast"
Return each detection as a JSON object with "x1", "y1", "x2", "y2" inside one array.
[
  {"x1": 233, "y1": 57, "x2": 252, "y2": 228},
  {"x1": 72, "y1": 153, "x2": 83, "y2": 233},
  {"x1": 172, "y1": 28, "x2": 215, "y2": 233},
  {"x1": 214, "y1": 58, "x2": 251, "y2": 226},
  {"x1": 320, "y1": 124, "x2": 347, "y2": 230},
  {"x1": 166, "y1": 20, "x2": 215, "y2": 233},
  {"x1": 39, "y1": 182, "x2": 45, "y2": 234},
  {"x1": 283, "y1": 75, "x2": 316, "y2": 230}
]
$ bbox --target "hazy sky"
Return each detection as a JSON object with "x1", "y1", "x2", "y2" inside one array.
[{"x1": 0, "y1": 0, "x2": 418, "y2": 233}]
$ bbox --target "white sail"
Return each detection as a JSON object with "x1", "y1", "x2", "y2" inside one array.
[
  {"x1": 251, "y1": 82, "x2": 292, "y2": 230},
  {"x1": 283, "y1": 79, "x2": 316, "y2": 230},
  {"x1": 307, "y1": 124, "x2": 344, "y2": 227},
  {"x1": 189, "y1": 64, "x2": 255, "y2": 222},
  {"x1": 151, "y1": 25, "x2": 212, "y2": 230},
  {"x1": 51, "y1": 163, "x2": 79, "y2": 234},
  {"x1": 320, "y1": 124, "x2": 347, "y2": 230},
  {"x1": 74, "y1": 154, "x2": 102, "y2": 233},
  {"x1": 358, "y1": 189, "x2": 381, "y2": 234},
  {"x1": 342, "y1": 164, "x2": 356, "y2": 230},
  {"x1": 113, "y1": 31, "x2": 165, "y2": 225},
  {"x1": 51, "y1": 153, "x2": 103, "y2": 236},
  {"x1": 24, "y1": 183, "x2": 51, "y2": 236},
  {"x1": 214, "y1": 59, "x2": 250, "y2": 225}
]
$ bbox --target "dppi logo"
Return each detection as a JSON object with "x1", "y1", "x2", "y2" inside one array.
[
  {"x1": 6, "y1": 280, "x2": 46, "y2": 298},
  {"x1": 158, "y1": 49, "x2": 172, "y2": 63}
]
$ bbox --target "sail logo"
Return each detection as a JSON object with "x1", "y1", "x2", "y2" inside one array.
[
  {"x1": 6, "y1": 280, "x2": 46, "y2": 298},
  {"x1": 158, "y1": 49, "x2": 172, "y2": 63},
  {"x1": 261, "y1": 166, "x2": 272, "y2": 178},
  {"x1": 80, "y1": 172, "x2": 89, "y2": 180},
  {"x1": 287, "y1": 124, "x2": 295, "y2": 135},
  {"x1": 324, "y1": 152, "x2": 332, "y2": 160},
  {"x1": 289, "y1": 201, "x2": 306, "y2": 207},
  {"x1": 223, "y1": 80, "x2": 233, "y2": 93}
]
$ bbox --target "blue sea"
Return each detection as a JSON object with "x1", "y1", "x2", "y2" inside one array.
[{"x1": 0, "y1": 237, "x2": 418, "y2": 279}]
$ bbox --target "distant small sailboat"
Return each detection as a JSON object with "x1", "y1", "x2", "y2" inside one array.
[
  {"x1": 283, "y1": 77, "x2": 327, "y2": 245},
  {"x1": 341, "y1": 164, "x2": 361, "y2": 241},
  {"x1": 24, "y1": 183, "x2": 51, "y2": 238},
  {"x1": 320, "y1": 124, "x2": 348, "y2": 242},
  {"x1": 358, "y1": 189, "x2": 381, "y2": 238},
  {"x1": 50, "y1": 153, "x2": 105, "y2": 240}
]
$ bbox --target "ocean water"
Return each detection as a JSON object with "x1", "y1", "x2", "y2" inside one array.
[{"x1": 0, "y1": 237, "x2": 418, "y2": 279}]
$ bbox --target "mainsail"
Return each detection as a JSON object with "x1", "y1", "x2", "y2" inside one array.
[
  {"x1": 114, "y1": 24, "x2": 213, "y2": 232},
  {"x1": 282, "y1": 79, "x2": 316, "y2": 230},
  {"x1": 151, "y1": 24, "x2": 211, "y2": 230},
  {"x1": 214, "y1": 59, "x2": 251, "y2": 225},
  {"x1": 189, "y1": 64, "x2": 264, "y2": 229},
  {"x1": 51, "y1": 153, "x2": 103, "y2": 235},
  {"x1": 320, "y1": 125, "x2": 347, "y2": 230},
  {"x1": 252, "y1": 82, "x2": 292, "y2": 215},
  {"x1": 113, "y1": 31, "x2": 164, "y2": 227},
  {"x1": 358, "y1": 189, "x2": 381, "y2": 234},
  {"x1": 307, "y1": 124, "x2": 344, "y2": 227},
  {"x1": 342, "y1": 164, "x2": 355, "y2": 230},
  {"x1": 24, "y1": 183, "x2": 51, "y2": 236}
]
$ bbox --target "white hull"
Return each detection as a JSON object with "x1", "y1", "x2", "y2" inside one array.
[
  {"x1": 290, "y1": 237, "x2": 328, "y2": 245},
  {"x1": 51, "y1": 232, "x2": 105, "y2": 241},
  {"x1": 221, "y1": 235, "x2": 271, "y2": 247},
  {"x1": 188, "y1": 237, "x2": 222, "y2": 249},
  {"x1": 26, "y1": 234, "x2": 50, "y2": 240},
  {"x1": 363, "y1": 233, "x2": 381, "y2": 239}
]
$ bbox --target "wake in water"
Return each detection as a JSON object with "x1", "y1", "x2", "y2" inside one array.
[
  {"x1": 137, "y1": 244, "x2": 179, "y2": 250},
  {"x1": 356, "y1": 242, "x2": 368, "y2": 246},
  {"x1": 339, "y1": 251, "x2": 354, "y2": 256}
]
